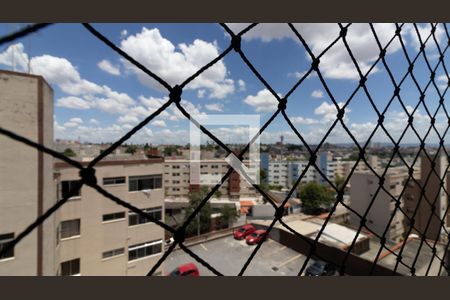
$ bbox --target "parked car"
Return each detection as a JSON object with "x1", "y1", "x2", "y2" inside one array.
[
  {"x1": 305, "y1": 260, "x2": 336, "y2": 276},
  {"x1": 245, "y1": 229, "x2": 268, "y2": 245},
  {"x1": 168, "y1": 263, "x2": 200, "y2": 276},
  {"x1": 233, "y1": 224, "x2": 256, "y2": 240}
]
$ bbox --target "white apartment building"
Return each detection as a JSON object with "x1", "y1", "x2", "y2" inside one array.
[
  {"x1": 269, "y1": 160, "x2": 316, "y2": 188},
  {"x1": 164, "y1": 159, "x2": 260, "y2": 201},
  {"x1": 54, "y1": 158, "x2": 165, "y2": 276},
  {"x1": 349, "y1": 167, "x2": 408, "y2": 242}
]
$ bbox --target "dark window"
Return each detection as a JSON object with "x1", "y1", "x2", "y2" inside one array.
[
  {"x1": 103, "y1": 177, "x2": 126, "y2": 185},
  {"x1": 102, "y1": 212, "x2": 125, "y2": 222},
  {"x1": 102, "y1": 247, "x2": 125, "y2": 259},
  {"x1": 129, "y1": 207, "x2": 162, "y2": 226},
  {"x1": 0, "y1": 233, "x2": 14, "y2": 260},
  {"x1": 129, "y1": 175, "x2": 162, "y2": 191},
  {"x1": 61, "y1": 180, "x2": 81, "y2": 198},
  {"x1": 128, "y1": 240, "x2": 162, "y2": 261},
  {"x1": 60, "y1": 258, "x2": 80, "y2": 276},
  {"x1": 60, "y1": 219, "x2": 80, "y2": 239}
]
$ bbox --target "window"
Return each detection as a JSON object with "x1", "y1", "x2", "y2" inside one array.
[
  {"x1": 172, "y1": 173, "x2": 180, "y2": 176},
  {"x1": 128, "y1": 240, "x2": 162, "y2": 261},
  {"x1": 129, "y1": 207, "x2": 163, "y2": 226},
  {"x1": 61, "y1": 180, "x2": 81, "y2": 198},
  {"x1": 102, "y1": 212, "x2": 125, "y2": 222},
  {"x1": 129, "y1": 175, "x2": 162, "y2": 191},
  {"x1": 172, "y1": 165, "x2": 180, "y2": 169},
  {"x1": 102, "y1": 247, "x2": 125, "y2": 259},
  {"x1": 60, "y1": 219, "x2": 80, "y2": 239},
  {"x1": 103, "y1": 176, "x2": 126, "y2": 185},
  {"x1": 173, "y1": 180, "x2": 180, "y2": 184},
  {"x1": 0, "y1": 233, "x2": 14, "y2": 260},
  {"x1": 60, "y1": 258, "x2": 80, "y2": 276}
]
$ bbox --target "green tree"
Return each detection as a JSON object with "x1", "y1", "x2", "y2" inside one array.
[
  {"x1": 62, "y1": 148, "x2": 76, "y2": 157},
  {"x1": 218, "y1": 205, "x2": 239, "y2": 229},
  {"x1": 298, "y1": 182, "x2": 335, "y2": 215},
  {"x1": 163, "y1": 145, "x2": 179, "y2": 157},
  {"x1": 335, "y1": 175, "x2": 346, "y2": 191},
  {"x1": 214, "y1": 190, "x2": 222, "y2": 199},
  {"x1": 184, "y1": 186, "x2": 212, "y2": 236},
  {"x1": 125, "y1": 145, "x2": 138, "y2": 155}
]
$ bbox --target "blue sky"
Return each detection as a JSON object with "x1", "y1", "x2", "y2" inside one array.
[{"x1": 0, "y1": 23, "x2": 449, "y2": 146}]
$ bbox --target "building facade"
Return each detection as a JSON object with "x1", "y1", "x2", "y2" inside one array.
[
  {"x1": 404, "y1": 153, "x2": 448, "y2": 241},
  {"x1": 0, "y1": 71, "x2": 56, "y2": 275},
  {"x1": 164, "y1": 159, "x2": 259, "y2": 201},
  {"x1": 54, "y1": 159, "x2": 165, "y2": 276},
  {"x1": 349, "y1": 167, "x2": 408, "y2": 241}
]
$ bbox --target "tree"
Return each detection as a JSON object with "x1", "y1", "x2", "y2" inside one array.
[
  {"x1": 335, "y1": 175, "x2": 346, "y2": 191},
  {"x1": 298, "y1": 182, "x2": 335, "y2": 215},
  {"x1": 218, "y1": 205, "x2": 239, "y2": 229},
  {"x1": 62, "y1": 148, "x2": 76, "y2": 157},
  {"x1": 125, "y1": 145, "x2": 138, "y2": 155},
  {"x1": 184, "y1": 186, "x2": 212, "y2": 236},
  {"x1": 214, "y1": 190, "x2": 222, "y2": 199},
  {"x1": 164, "y1": 145, "x2": 179, "y2": 157}
]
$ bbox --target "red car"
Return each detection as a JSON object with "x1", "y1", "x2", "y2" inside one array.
[
  {"x1": 246, "y1": 230, "x2": 268, "y2": 245},
  {"x1": 233, "y1": 224, "x2": 256, "y2": 240},
  {"x1": 168, "y1": 263, "x2": 200, "y2": 276}
]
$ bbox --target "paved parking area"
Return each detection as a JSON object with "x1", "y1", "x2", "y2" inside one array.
[{"x1": 165, "y1": 235, "x2": 307, "y2": 276}]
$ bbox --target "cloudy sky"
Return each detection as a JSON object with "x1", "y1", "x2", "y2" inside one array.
[{"x1": 0, "y1": 23, "x2": 449, "y2": 146}]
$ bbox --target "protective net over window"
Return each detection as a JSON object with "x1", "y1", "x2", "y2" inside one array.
[{"x1": 1, "y1": 23, "x2": 450, "y2": 276}]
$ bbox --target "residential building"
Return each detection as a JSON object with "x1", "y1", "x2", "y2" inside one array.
[
  {"x1": 164, "y1": 159, "x2": 260, "y2": 201},
  {"x1": 0, "y1": 71, "x2": 56, "y2": 275},
  {"x1": 268, "y1": 160, "x2": 316, "y2": 189},
  {"x1": 54, "y1": 158, "x2": 165, "y2": 275},
  {"x1": 404, "y1": 153, "x2": 448, "y2": 241},
  {"x1": 349, "y1": 167, "x2": 408, "y2": 242}
]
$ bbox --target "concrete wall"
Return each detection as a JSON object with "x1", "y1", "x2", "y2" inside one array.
[{"x1": 0, "y1": 71, "x2": 55, "y2": 275}]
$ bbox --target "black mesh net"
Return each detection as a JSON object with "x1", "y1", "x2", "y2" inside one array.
[{"x1": 1, "y1": 23, "x2": 450, "y2": 276}]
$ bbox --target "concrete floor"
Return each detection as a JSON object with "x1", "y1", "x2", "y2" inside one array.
[{"x1": 164, "y1": 235, "x2": 308, "y2": 276}]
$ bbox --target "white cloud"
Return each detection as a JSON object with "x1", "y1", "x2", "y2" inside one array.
[
  {"x1": 69, "y1": 117, "x2": 83, "y2": 124},
  {"x1": 151, "y1": 120, "x2": 167, "y2": 127},
  {"x1": 56, "y1": 96, "x2": 91, "y2": 109},
  {"x1": 243, "y1": 89, "x2": 280, "y2": 113},
  {"x1": 120, "y1": 29, "x2": 128, "y2": 38},
  {"x1": 120, "y1": 27, "x2": 235, "y2": 99},
  {"x1": 288, "y1": 71, "x2": 307, "y2": 79},
  {"x1": 291, "y1": 116, "x2": 319, "y2": 125},
  {"x1": 205, "y1": 103, "x2": 224, "y2": 112},
  {"x1": 89, "y1": 118, "x2": 100, "y2": 125},
  {"x1": 311, "y1": 89, "x2": 324, "y2": 98},
  {"x1": 197, "y1": 89, "x2": 206, "y2": 98},
  {"x1": 117, "y1": 114, "x2": 140, "y2": 124},
  {"x1": 64, "y1": 117, "x2": 83, "y2": 128},
  {"x1": 227, "y1": 23, "x2": 403, "y2": 80},
  {"x1": 314, "y1": 101, "x2": 350, "y2": 123},
  {"x1": 97, "y1": 59, "x2": 121, "y2": 76},
  {"x1": 238, "y1": 79, "x2": 246, "y2": 91},
  {"x1": 405, "y1": 23, "x2": 446, "y2": 53},
  {"x1": 0, "y1": 43, "x2": 29, "y2": 71}
]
